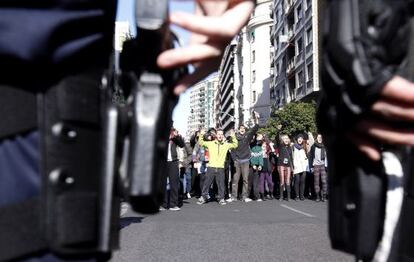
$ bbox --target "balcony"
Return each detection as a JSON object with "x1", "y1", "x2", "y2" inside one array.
[
  {"x1": 305, "y1": 5, "x2": 312, "y2": 19},
  {"x1": 287, "y1": 57, "x2": 295, "y2": 74},
  {"x1": 285, "y1": 0, "x2": 294, "y2": 14},
  {"x1": 306, "y1": 80, "x2": 313, "y2": 91},
  {"x1": 287, "y1": 29, "x2": 294, "y2": 40},
  {"x1": 296, "y1": 85, "x2": 305, "y2": 99},
  {"x1": 295, "y1": 52, "x2": 303, "y2": 66},
  {"x1": 295, "y1": 18, "x2": 303, "y2": 33},
  {"x1": 269, "y1": 3, "x2": 274, "y2": 19},
  {"x1": 305, "y1": 42, "x2": 313, "y2": 54}
]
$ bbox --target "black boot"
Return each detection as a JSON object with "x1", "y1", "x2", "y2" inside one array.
[
  {"x1": 286, "y1": 185, "x2": 291, "y2": 201},
  {"x1": 315, "y1": 193, "x2": 321, "y2": 202},
  {"x1": 260, "y1": 193, "x2": 265, "y2": 201},
  {"x1": 279, "y1": 185, "x2": 284, "y2": 201},
  {"x1": 321, "y1": 193, "x2": 326, "y2": 202}
]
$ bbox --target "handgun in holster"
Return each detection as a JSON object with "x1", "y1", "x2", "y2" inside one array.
[
  {"x1": 320, "y1": 0, "x2": 414, "y2": 261},
  {"x1": 0, "y1": 0, "x2": 187, "y2": 261}
]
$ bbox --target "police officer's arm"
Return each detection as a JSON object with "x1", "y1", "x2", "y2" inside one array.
[
  {"x1": 347, "y1": 76, "x2": 414, "y2": 161},
  {"x1": 157, "y1": 0, "x2": 255, "y2": 95}
]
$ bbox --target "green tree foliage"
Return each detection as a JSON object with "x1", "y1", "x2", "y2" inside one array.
[{"x1": 260, "y1": 102, "x2": 317, "y2": 141}]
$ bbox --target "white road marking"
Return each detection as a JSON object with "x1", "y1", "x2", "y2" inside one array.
[{"x1": 280, "y1": 204, "x2": 315, "y2": 218}]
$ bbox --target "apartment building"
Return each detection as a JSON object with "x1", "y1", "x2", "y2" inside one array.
[
  {"x1": 270, "y1": 0, "x2": 321, "y2": 109},
  {"x1": 187, "y1": 74, "x2": 219, "y2": 133}
]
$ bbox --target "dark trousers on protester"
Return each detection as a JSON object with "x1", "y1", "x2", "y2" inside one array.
[
  {"x1": 202, "y1": 167, "x2": 225, "y2": 201},
  {"x1": 232, "y1": 161, "x2": 249, "y2": 199},
  {"x1": 163, "y1": 160, "x2": 180, "y2": 208},
  {"x1": 294, "y1": 171, "x2": 306, "y2": 199},
  {"x1": 250, "y1": 169, "x2": 260, "y2": 199},
  {"x1": 313, "y1": 165, "x2": 327, "y2": 198},
  {"x1": 259, "y1": 172, "x2": 273, "y2": 194}
]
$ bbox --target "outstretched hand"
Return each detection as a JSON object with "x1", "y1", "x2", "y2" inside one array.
[{"x1": 157, "y1": 0, "x2": 255, "y2": 95}]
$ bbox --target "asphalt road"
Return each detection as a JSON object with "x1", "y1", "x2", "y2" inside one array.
[{"x1": 113, "y1": 198, "x2": 353, "y2": 262}]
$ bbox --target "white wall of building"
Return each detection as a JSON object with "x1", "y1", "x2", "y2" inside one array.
[{"x1": 239, "y1": 0, "x2": 273, "y2": 125}]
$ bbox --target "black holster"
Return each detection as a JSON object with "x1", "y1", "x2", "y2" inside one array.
[{"x1": 0, "y1": 68, "x2": 119, "y2": 261}]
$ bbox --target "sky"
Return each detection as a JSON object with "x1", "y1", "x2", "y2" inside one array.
[{"x1": 117, "y1": 0, "x2": 194, "y2": 136}]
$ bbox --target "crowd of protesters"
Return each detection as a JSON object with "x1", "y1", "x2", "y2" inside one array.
[{"x1": 161, "y1": 114, "x2": 328, "y2": 211}]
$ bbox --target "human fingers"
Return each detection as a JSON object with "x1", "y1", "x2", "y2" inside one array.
[
  {"x1": 356, "y1": 119, "x2": 414, "y2": 147},
  {"x1": 380, "y1": 76, "x2": 414, "y2": 103},
  {"x1": 169, "y1": 1, "x2": 254, "y2": 39},
  {"x1": 157, "y1": 43, "x2": 222, "y2": 69},
  {"x1": 346, "y1": 132, "x2": 381, "y2": 161},
  {"x1": 372, "y1": 99, "x2": 414, "y2": 122},
  {"x1": 173, "y1": 59, "x2": 220, "y2": 95}
]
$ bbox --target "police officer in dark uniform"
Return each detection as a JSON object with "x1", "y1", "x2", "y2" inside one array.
[
  {"x1": 0, "y1": 1, "x2": 116, "y2": 261},
  {"x1": 0, "y1": 0, "x2": 256, "y2": 261}
]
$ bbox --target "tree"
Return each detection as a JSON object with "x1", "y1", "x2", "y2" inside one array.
[{"x1": 260, "y1": 102, "x2": 317, "y2": 142}]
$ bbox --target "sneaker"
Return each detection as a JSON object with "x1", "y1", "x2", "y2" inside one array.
[
  {"x1": 197, "y1": 197, "x2": 206, "y2": 205},
  {"x1": 226, "y1": 197, "x2": 236, "y2": 203},
  {"x1": 256, "y1": 199, "x2": 263, "y2": 202},
  {"x1": 243, "y1": 198, "x2": 253, "y2": 203},
  {"x1": 169, "y1": 206, "x2": 181, "y2": 211},
  {"x1": 159, "y1": 206, "x2": 167, "y2": 211},
  {"x1": 120, "y1": 202, "x2": 129, "y2": 217},
  {"x1": 186, "y1": 192, "x2": 191, "y2": 199},
  {"x1": 219, "y1": 199, "x2": 227, "y2": 206}
]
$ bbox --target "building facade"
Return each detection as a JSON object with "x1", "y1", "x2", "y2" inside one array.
[
  {"x1": 216, "y1": 0, "x2": 274, "y2": 131},
  {"x1": 187, "y1": 74, "x2": 219, "y2": 133},
  {"x1": 216, "y1": 41, "x2": 238, "y2": 133},
  {"x1": 270, "y1": 0, "x2": 321, "y2": 109},
  {"x1": 238, "y1": 0, "x2": 274, "y2": 124}
]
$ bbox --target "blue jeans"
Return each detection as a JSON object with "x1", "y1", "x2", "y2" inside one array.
[{"x1": 183, "y1": 167, "x2": 192, "y2": 193}]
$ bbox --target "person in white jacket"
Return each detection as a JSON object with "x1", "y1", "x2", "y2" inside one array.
[{"x1": 292, "y1": 134, "x2": 309, "y2": 201}]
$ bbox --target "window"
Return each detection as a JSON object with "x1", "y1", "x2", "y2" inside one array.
[
  {"x1": 296, "y1": 4, "x2": 303, "y2": 22},
  {"x1": 252, "y1": 70, "x2": 256, "y2": 83},
  {"x1": 252, "y1": 50, "x2": 255, "y2": 63},
  {"x1": 297, "y1": 37, "x2": 303, "y2": 54},
  {"x1": 250, "y1": 30, "x2": 255, "y2": 43},
  {"x1": 297, "y1": 71, "x2": 304, "y2": 87},
  {"x1": 307, "y1": 63, "x2": 313, "y2": 81},
  {"x1": 306, "y1": 27, "x2": 313, "y2": 45},
  {"x1": 306, "y1": 0, "x2": 311, "y2": 9},
  {"x1": 252, "y1": 91, "x2": 257, "y2": 103}
]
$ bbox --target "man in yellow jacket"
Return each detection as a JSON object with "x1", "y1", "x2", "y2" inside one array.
[{"x1": 197, "y1": 128, "x2": 238, "y2": 206}]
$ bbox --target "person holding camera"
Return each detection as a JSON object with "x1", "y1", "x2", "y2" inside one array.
[{"x1": 161, "y1": 128, "x2": 185, "y2": 211}]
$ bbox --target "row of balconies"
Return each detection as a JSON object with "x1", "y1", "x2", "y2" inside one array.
[{"x1": 284, "y1": 0, "x2": 295, "y2": 14}]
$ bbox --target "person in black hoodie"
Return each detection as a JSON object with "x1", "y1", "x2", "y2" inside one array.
[
  {"x1": 227, "y1": 112, "x2": 260, "y2": 203},
  {"x1": 308, "y1": 134, "x2": 327, "y2": 202},
  {"x1": 277, "y1": 135, "x2": 294, "y2": 201},
  {"x1": 161, "y1": 127, "x2": 185, "y2": 211}
]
